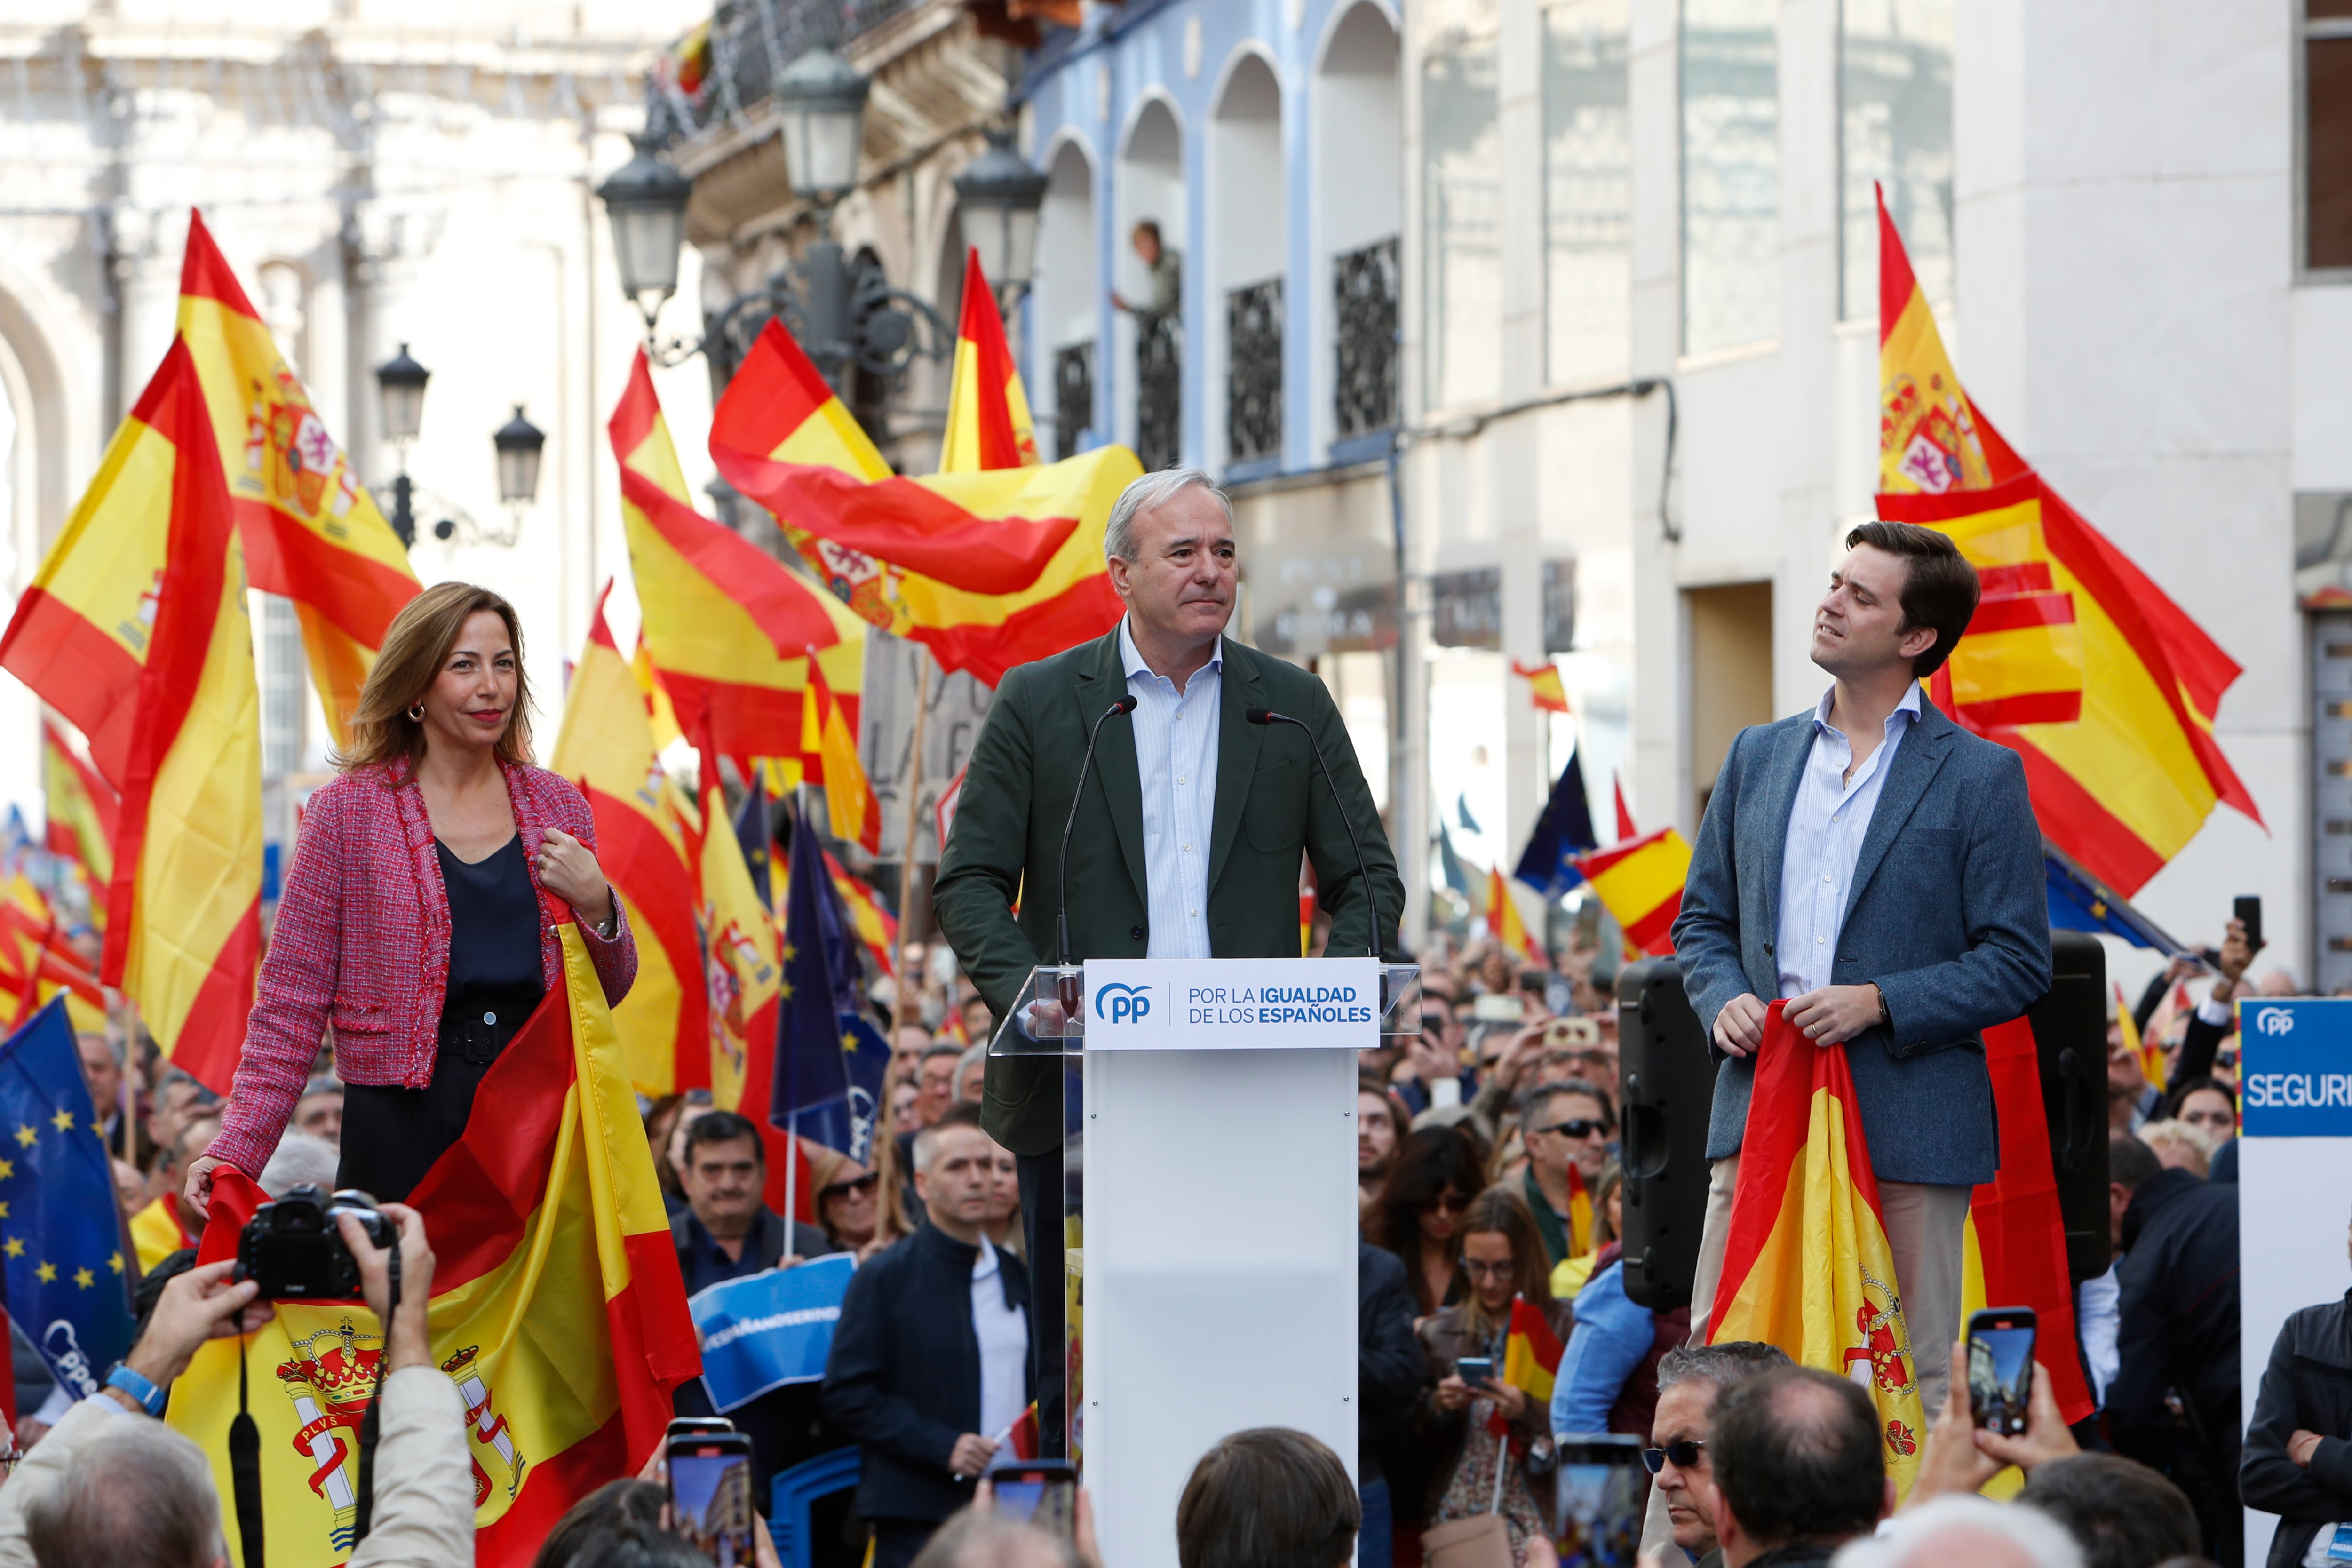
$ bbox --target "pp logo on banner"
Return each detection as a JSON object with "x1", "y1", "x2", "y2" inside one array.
[
  {"x1": 1096, "y1": 983, "x2": 1152, "y2": 1024},
  {"x1": 2254, "y1": 1006, "x2": 2295, "y2": 1038}
]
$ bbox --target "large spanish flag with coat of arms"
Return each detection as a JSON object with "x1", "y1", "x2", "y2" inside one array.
[
  {"x1": 168, "y1": 924, "x2": 699, "y2": 1567},
  {"x1": 1708, "y1": 1003, "x2": 1928, "y2": 1500}
]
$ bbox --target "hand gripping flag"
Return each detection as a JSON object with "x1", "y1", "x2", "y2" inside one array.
[
  {"x1": 549, "y1": 586, "x2": 710, "y2": 1095},
  {"x1": 0, "y1": 338, "x2": 262, "y2": 1090},
  {"x1": 1874, "y1": 190, "x2": 2257, "y2": 897},
  {"x1": 0, "y1": 997, "x2": 137, "y2": 1423},
  {"x1": 169, "y1": 926, "x2": 699, "y2": 1566},
  {"x1": 805, "y1": 653, "x2": 882, "y2": 855},
  {"x1": 1513, "y1": 748, "x2": 1599, "y2": 900},
  {"x1": 41, "y1": 719, "x2": 119, "y2": 897},
  {"x1": 177, "y1": 211, "x2": 420, "y2": 746},
  {"x1": 610, "y1": 349, "x2": 867, "y2": 768},
  {"x1": 710, "y1": 321, "x2": 1139, "y2": 685},
  {"x1": 1510, "y1": 659, "x2": 1571, "y2": 715},
  {"x1": 939, "y1": 248, "x2": 1041, "y2": 472},
  {"x1": 1485, "y1": 866, "x2": 1546, "y2": 966},
  {"x1": 1574, "y1": 828, "x2": 1692, "y2": 957},
  {"x1": 1707, "y1": 1003, "x2": 1929, "y2": 1497}
]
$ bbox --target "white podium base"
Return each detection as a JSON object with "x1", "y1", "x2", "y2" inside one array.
[{"x1": 1082, "y1": 1044, "x2": 1360, "y2": 1568}]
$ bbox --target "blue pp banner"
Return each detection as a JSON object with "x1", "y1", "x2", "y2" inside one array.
[
  {"x1": 689, "y1": 1253, "x2": 857, "y2": 1413},
  {"x1": 2238, "y1": 999, "x2": 2352, "y2": 1137}
]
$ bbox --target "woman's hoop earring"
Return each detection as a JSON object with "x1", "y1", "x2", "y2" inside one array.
[{"x1": 407, "y1": 703, "x2": 426, "y2": 722}]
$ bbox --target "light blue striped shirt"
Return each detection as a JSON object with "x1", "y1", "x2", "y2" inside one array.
[
  {"x1": 1776, "y1": 682, "x2": 1921, "y2": 998},
  {"x1": 1120, "y1": 618, "x2": 1223, "y2": 959}
]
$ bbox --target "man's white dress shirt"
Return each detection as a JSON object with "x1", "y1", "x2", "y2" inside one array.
[
  {"x1": 971, "y1": 1234, "x2": 1030, "y2": 1441},
  {"x1": 1120, "y1": 617, "x2": 1222, "y2": 959},
  {"x1": 1777, "y1": 683, "x2": 1922, "y2": 999}
]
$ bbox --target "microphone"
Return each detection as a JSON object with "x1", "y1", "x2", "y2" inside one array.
[
  {"x1": 1246, "y1": 707, "x2": 1390, "y2": 963},
  {"x1": 1059, "y1": 695, "x2": 1140, "y2": 983}
]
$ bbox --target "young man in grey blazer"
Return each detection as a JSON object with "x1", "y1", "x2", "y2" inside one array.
[{"x1": 1670, "y1": 520, "x2": 2052, "y2": 1426}]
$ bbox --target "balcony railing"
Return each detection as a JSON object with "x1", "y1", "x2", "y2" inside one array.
[
  {"x1": 1054, "y1": 342, "x2": 1094, "y2": 461},
  {"x1": 1225, "y1": 278, "x2": 1283, "y2": 468},
  {"x1": 1333, "y1": 236, "x2": 1399, "y2": 445},
  {"x1": 1136, "y1": 313, "x2": 1182, "y2": 474},
  {"x1": 657, "y1": 0, "x2": 916, "y2": 141}
]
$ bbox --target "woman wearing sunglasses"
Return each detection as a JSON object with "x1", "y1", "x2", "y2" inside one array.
[
  {"x1": 1411, "y1": 1188, "x2": 1570, "y2": 1568},
  {"x1": 1369, "y1": 1126, "x2": 1490, "y2": 1316},
  {"x1": 818, "y1": 1165, "x2": 882, "y2": 1254}
]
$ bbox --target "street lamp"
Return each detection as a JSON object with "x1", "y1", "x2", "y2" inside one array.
[
  {"x1": 492, "y1": 406, "x2": 547, "y2": 509},
  {"x1": 596, "y1": 132, "x2": 694, "y2": 333},
  {"x1": 373, "y1": 343, "x2": 430, "y2": 548},
  {"x1": 773, "y1": 47, "x2": 870, "y2": 205},
  {"x1": 953, "y1": 131, "x2": 1048, "y2": 299}
]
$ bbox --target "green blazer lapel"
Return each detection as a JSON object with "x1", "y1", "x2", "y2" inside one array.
[
  {"x1": 1075, "y1": 633, "x2": 1149, "y2": 912},
  {"x1": 1843, "y1": 700, "x2": 1956, "y2": 922},
  {"x1": 1206, "y1": 641, "x2": 1265, "y2": 893}
]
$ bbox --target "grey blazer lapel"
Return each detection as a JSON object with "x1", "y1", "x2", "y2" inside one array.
[
  {"x1": 1206, "y1": 643, "x2": 1265, "y2": 893},
  {"x1": 1074, "y1": 634, "x2": 1149, "y2": 911},
  {"x1": 1750, "y1": 718, "x2": 1814, "y2": 940},
  {"x1": 1842, "y1": 702, "x2": 1956, "y2": 923}
]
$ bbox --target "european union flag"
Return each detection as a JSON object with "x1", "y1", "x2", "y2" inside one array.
[
  {"x1": 2043, "y1": 837, "x2": 2187, "y2": 954},
  {"x1": 773, "y1": 806, "x2": 887, "y2": 1164},
  {"x1": 1512, "y1": 748, "x2": 1600, "y2": 900},
  {"x1": 0, "y1": 997, "x2": 134, "y2": 1398}
]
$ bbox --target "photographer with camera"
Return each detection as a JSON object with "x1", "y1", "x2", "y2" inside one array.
[{"x1": 0, "y1": 1200, "x2": 474, "y2": 1568}]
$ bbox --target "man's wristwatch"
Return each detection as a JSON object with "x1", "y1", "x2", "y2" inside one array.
[{"x1": 105, "y1": 1361, "x2": 166, "y2": 1416}]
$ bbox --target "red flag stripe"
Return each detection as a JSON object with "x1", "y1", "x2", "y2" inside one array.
[
  {"x1": 1975, "y1": 563, "x2": 2055, "y2": 597},
  {"x1": 1875, "y1": 184, "x2": 1918, "y2": 350},
  {"x1": 580, "y1": 785, "x2": 712, "y2": 1089},
  {"x1": 1967, "y1": 591, "x2": 2078, "y2": 634},
  {"x1": 956, "y1": 247, "x2": 1027, "y2": 470},
  {"x1": 620, "y1": 466, "x2": 846, "y2": 659}
]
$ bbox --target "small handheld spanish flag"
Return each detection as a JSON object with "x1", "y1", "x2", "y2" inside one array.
[
  {"x1": 1490, "y1": 1296, "x2": 1566, "y2": 1441},
  {"x1": 1574, "y1": 828, "x2": 1691, "y2": 957},
  {"x1": 2117, "y1": 980, "x2": 2163, "y2": 1094},
  {"x1": 1486, "y1": 866, "x2": 1547, "y2": 966},
  {"x1": 1511, "y1": 659, "x2": 1570, "y2": 715}
]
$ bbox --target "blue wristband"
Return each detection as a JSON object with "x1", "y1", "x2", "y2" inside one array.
[{"x1": 105, "y1": 1362, "x2": 165, "y2": 1417}]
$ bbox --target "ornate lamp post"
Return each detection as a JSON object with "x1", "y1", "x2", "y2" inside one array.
[
  {"x1": 952, "y1": 130, "x2": 1048, "y2": 306},
  {"x1": 373, "y1": 342, "x2": 429, "y2": 549}
]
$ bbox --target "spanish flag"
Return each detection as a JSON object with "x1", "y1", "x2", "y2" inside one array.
[
  {"x1": 826, "y1": 849, "x2": 897, "y2": 977},
  {"x1": 128, "y1": 1194, "x2": 197, "y2": 1274},
  {"x1": 41, "y1": 719, "x2": 118, "y2": 895},
  {"x1": 1875, "y1": 190, "x2": 2257, "y2": 896},
  {"x1": 1708, "y1": 1002, "x2": 1929, "y2": 1497},
  {"x1": 177, "y1": 210, "x2": 421, "y2": 747},
  {"x1": 0, "y1": 890, "x2": 105, "y2": 1027},
  {"x1": 806, "y1": 654, "x2": 882, "y2": 855},
  {"x1": 939, "y1": 247, "x2": 1040, "y2": 472},
  {"x1": 610, "y1": 349, "x2": 866, "y2": 769},
  {"x1": 1485, "y1": 865, "x2": 1546, "y2": 966},
  {"x1": 710, "y1": 320, "x2": 1138, "y2": 686},
  {"x1": 548, "y1": 585, "x2": 709, "y2": 1096},
  {"x1": 1574, "y1": 828, "x2": 1691, "y2": 957},
  {"x1": 1493, "y1": 1297, "x2": 1566, "y2": 1437},
  {"x1": 692, "y1": 734, "x2": 782, "y2": 1120},
  {"x1": 169, "y1": 924, "x2": 699, "y2": 1566},
  {"x1": 1511, "y1": 660, "x2": 1570, "y2": 716},
  {"x1": 0, "y1": 339, "x2": 261, "y2": 1090},
  {"x1": 2116, "y1": 981, "x2": 2162, "y2": 1095}
]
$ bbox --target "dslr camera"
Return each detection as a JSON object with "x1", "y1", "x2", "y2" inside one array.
[{"x1": 238, "y1": 1185, "x2": 394, "y2": 1300}]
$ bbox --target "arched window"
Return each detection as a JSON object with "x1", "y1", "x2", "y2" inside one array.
[
  {"x1": 1210, "y1": 52, "x2": 1284, "y2": 472},
  {"x1": 1115, "y1": 96, "x2": 1186, "y2": 471},
  {"x1": 1316, "y1": 2, "x2": 1401, "y2": 451}
]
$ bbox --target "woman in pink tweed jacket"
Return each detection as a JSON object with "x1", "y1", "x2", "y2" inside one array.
[{"x1": 188, "y1": 582, "x2": 636, "y2": 1213}]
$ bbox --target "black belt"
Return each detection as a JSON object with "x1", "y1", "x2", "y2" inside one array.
[{"x1": 436, "y1": 998, "x2": 533, "y2": 1067}]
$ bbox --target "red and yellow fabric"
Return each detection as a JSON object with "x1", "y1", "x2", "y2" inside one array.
[
  {"x1": 170, "y1": 924, "x2": 699, "y2": 1566},
  {"x1": 129, "y1": 1193, "x2": 199, "y2": 1275},
  {"x1": 41, "y1": 719, "x2": 119, "y2": 896},
  {"x1": 0, "y1": 891, "x2": 106, "y2": 1031},
  {"x1": 0, "y1": 338, "x2": 262, "y2": 1090},
  {"x1": 177, "y1": 210, "x2": 420, "y2": 748},
  {"x1": 806, "y1": 654, "x2": 881, "y2": 855},
  {"x1": 939, "y1": 247, "x2": 1040, "y2": 473},
  {"x1": 1613, "y1": 775, "x2": 1637, "y2": 843},
  {"x1": 1511, "y1": 660, "x2": 1570, "y2": 716},
  {"x1": 1492, "y1": 1296, "x2": 1566, "y2": 1439},
  {"x1": 611, "y1": 349, "x2": 866, "y2": 770},
  {"x1": 1575, "y1": 828, "x2": 1691, "y2": 957},
  {"x1": 1484, "y1": 866, "x2": 1546, "y2": 966},
  {"x1": 1708, "y1": 1003, "x2": 1929, "y2": 1497},
  {"x1": 825, "y1": 850, "x2": 897, "y2": 978},
  {"x1": 1875, "y1": 191, "x2": 2256, "y2": 896},
  {"x1": 710, "y1": 321, "x2": 1137, "y2": 686},
  {"x1": 2115, "y1": 981, "x2": 2161, "y2": 1096},
  {"x1": 691, "y1": 735, "x2": 781, "y2": 1122},
  {"x1": 549, "y1": 586, "x2": 710, "y2": 1097}
]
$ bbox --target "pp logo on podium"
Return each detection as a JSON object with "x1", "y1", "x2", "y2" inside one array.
[{"x1": 1095, "y1": 983, "x2": 1152, "y2": 1024}]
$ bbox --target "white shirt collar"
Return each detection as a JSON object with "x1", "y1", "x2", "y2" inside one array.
[
  {"x1": 972, "y1": 1232, "x2": 1001, "y2": 1281},
  {"x1": 1119, "y1": 617, "x2": 1223, "y2": 685},
  {"x1": 1812, "y1": 680, "x2": 1923, "y2": 739}
]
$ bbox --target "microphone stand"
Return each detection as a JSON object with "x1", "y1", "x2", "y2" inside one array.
[{"x1": 1057, "y1": 695, "x2": 1139, "y2": 1012}]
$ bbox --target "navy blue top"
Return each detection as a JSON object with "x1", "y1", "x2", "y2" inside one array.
[{"x1": 437, "y1": 835, "x2": 543, "y2": 1019}]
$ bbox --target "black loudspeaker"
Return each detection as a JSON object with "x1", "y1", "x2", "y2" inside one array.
[
  {"x1": 1617, "y1": 956, "x2": 1716, "y2": 1311},
  {"x1": 2028, "y1": 931, "x2": 2112, "y2": 1283}
]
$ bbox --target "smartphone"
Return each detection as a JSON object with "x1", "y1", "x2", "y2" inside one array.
[
  {"x1": 2236, "y1": 895, "x2": 2264, "y2": 955},
  {"x1": 1551, "y1": 1436, "x2": 1646, "y2": 1567},
  {"x1": 1472, "y1": 994, "x2": 1525, "y2": 1023},
  {"x1": 1965, "y1": 1308, "x2": 2037, "y2": 1437},
  {"x1": 1456, "y1": 1355, "x2": 1494, "y2": 1390},
  {"x1": 667, "y1": 1430, "x2": 756, "y2": 1568},
  {"x1": 665, "y1": 1417, "x2": 734, "y2": 1440},
  {"x1": 991, "y1": 1460, "x2": 1080, "y2": 1539}
]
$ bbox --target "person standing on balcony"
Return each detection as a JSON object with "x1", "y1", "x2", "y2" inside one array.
[{"x1": 1111, "y1": 220, "x2": 1183, "y2": 326}]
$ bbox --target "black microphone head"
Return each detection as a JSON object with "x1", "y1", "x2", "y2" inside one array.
[
  {"x1": 1244, "y1": 707, "x2": 1276, "y2": 726},
  {"x1": 1112, "y1": 695, "x2": 1138, "y2": 715}
]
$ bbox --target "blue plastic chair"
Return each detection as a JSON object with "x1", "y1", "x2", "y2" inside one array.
[{"x1": 770, "y1": 1448, "x2": 861, "y2": 1568}]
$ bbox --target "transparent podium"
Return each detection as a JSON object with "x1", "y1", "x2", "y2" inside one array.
[{"x1": 991, "y1": 958, "x2": 1420, "y2": 1568}]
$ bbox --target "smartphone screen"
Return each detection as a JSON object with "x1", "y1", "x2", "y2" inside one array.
[
  {"x1": 669, "y1": 1437, "x2": 756, "y2": 1567},
  {"x1": 1456, "y1": 1356, "x2": 1494, "y2": 1389},
  {"x1": 1552, "y1": 1437, "x2": 1646, "y2": 1567},
  {"x1": 993, "y1": 1470, "x2": 1079, "y2": 1539},
  {"x1": 1966, "y1": 1312, "x2": 2037, "y2": 1437}
]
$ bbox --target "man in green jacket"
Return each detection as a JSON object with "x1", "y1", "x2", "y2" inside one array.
[{"x1": 932, "y1": 465, "x2": 1403, "y2": 1450}]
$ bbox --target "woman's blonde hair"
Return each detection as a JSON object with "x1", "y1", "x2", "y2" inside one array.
[{"x1": 334, "y1": 581, "x2": 534, "y2": 772}]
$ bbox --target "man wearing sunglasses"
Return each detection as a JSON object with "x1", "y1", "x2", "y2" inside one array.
[
  {"x1": 1518, "y1": 1082, "x2": 1615, "y2": 1266},
  {"x1": 1630, "y1": 1342, "x2": 1791, "y2": 1567}
]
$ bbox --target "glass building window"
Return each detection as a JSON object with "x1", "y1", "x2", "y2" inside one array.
[
  {"x1": 1543, "y1": 0, "x2": 1631, "y2": 384},
  {"x1": 1840, "y1": 0, "x2": 1952, "y2": 319},
  {"x1": 2309, "y1": 0, "x2": 2352, "y2": 271},
  {"x1": 1681, "y1": 0, "x2": 1779, "y2": 355},
  {"x1": 1424, "y1": 30, "x2": 1502, "y2": 408}
]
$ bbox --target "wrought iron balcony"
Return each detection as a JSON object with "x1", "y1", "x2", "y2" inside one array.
[
  {"x1": 1136, "y1": 314, "x2": 1182, "y2": 474},
  {"x1": 1054, "y1": 342, "x2": 1095, "y2": 461},
  {"x1": 1225, "y1": 278, "x2": 1283, "y2": 468},
  {"x1": 1333, "y1": 236, "x2": 1399, "y2": 445},
  {"x1": 655, "y1": 0, "x2": 918, "y2": 143}
]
